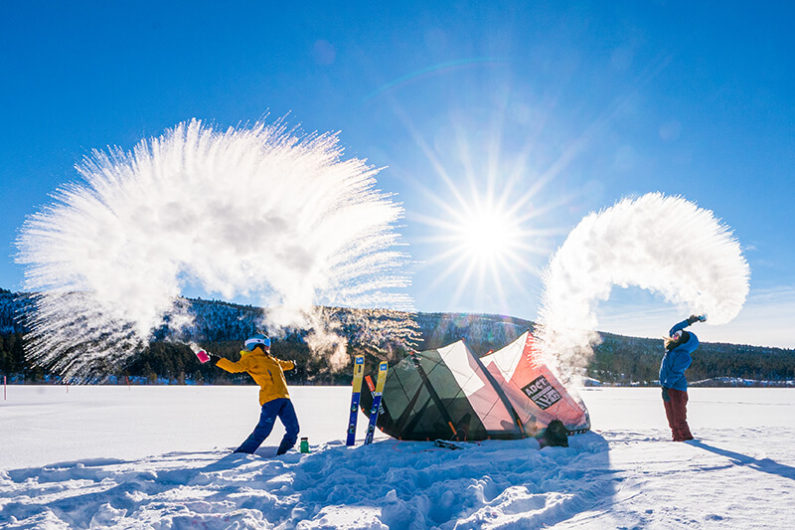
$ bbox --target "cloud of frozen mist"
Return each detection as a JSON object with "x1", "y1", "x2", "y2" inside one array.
[
  {"x1": 536, "y1": 193, "x2": 750, "y2": 382},
  {"x1": 17, "y1": 119, "x2": 415, "y2": 378}
]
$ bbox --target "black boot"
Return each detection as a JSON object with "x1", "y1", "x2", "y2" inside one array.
[{"x1": 537, "y1": 419, "x2": 569, "y2": 448}]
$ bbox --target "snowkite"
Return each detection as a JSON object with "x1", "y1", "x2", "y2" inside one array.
[{"x1": 360, "y1": 332, "x2": 589, "y2": 441}]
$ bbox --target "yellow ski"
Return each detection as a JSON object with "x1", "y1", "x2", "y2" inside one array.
[
  {"x1": 346, "y1": 355, "x2": 365, "y2": 446},
  {"x1": 364, "y1": 361, "x2": 389, "y2": 445}
]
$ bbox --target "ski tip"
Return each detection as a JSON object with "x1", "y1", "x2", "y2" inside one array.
[{"x1": 433, "y1": 439, "x2": 465, "y2": 450}]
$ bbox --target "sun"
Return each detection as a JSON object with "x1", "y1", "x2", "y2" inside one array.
[{"x1": 452, "y1": 203, "x2": 522, "y2": 265}]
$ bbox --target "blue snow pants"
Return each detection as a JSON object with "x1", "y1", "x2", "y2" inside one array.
[{"x1": 235, "y1": 398, "x2": 300, "y2": 455}]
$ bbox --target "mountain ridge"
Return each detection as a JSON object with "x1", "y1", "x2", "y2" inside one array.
[{"x1": 1, "y1": 288, "x2": 793, "y2": 385}]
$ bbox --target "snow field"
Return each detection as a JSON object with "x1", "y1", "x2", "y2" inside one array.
[{"x1": 2, "y1": 386, "x2": 794, "y2": 528}]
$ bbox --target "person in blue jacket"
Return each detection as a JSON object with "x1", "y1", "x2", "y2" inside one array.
[{"x1": 659, "y1": 314, "x2": 706, "y2": 441}]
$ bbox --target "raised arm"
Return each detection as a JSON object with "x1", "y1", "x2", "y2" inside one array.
[{"x1": 669, "y1": 314, "x2": 706, "y2": 336}]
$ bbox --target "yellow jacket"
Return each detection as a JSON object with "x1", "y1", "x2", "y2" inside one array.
[{"x1": 216, "y1": 349, "x2": 295, "y2": 406}]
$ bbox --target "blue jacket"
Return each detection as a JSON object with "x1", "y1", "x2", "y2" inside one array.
[{"x1": 659, "y1": 319, "x2": 700, "y2": 391}]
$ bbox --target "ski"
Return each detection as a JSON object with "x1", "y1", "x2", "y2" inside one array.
[
  {"x1": 346, "y1": 355, "x2": 365, "y2": 446},
  {"x1": 433, "y1": 439, "x2": 465, "y2": 450},
  {"x1": 364, "y1": 361, "x2": 389, "y2": 445}
]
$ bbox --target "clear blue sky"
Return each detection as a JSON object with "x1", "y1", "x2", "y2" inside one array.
[{"x1": 1, "y1": 1, "x2": 793, "y2": 346}]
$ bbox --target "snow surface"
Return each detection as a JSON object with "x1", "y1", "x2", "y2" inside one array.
[{"x1": 2, "y1": 385, "x2": 794, "y2": 528}]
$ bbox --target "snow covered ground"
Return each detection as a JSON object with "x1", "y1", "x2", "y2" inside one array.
[{"x1": 1, "y1": 385, "x2": 794, "y2": 529}]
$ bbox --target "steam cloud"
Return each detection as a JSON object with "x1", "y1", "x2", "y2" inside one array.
[
  {"x1": 17, "y1": 119, "x2": 414, "y2": 378},
  {"x1": 536, "y1": 193, "x2": 750, "y2": 381}
]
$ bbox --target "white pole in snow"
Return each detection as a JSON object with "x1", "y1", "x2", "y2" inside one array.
[{"x1": 3, "y1": 375, "x2": 6, "y2": 400}]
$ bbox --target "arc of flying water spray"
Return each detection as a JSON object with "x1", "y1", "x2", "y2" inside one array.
[
  {"x1": 535, "y1": 192, "x2": 750, "y2": 383},
  {"x1": 17, "y1": 119, "x2": 417, "y2": 379}
]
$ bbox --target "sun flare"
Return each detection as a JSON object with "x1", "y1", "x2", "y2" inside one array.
[
  {"x1": 394, "y1": 105, "x2": 572, "y2": 312},
  {"x1": 412, "y1": 185, "x2": 558, "y2": 311}
]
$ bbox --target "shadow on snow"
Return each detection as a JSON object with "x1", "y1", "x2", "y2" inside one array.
[{"x1": 688, "y1": 440, "x2": 795, "y2": 481}]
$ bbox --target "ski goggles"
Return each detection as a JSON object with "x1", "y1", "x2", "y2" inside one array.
[{"x1": 244, "y1": 336, "x2": 271, "y2": 350}]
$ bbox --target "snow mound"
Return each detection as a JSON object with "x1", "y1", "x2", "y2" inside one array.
[{"x1": 0, "y1": 436, "x2": 611, "y2": 529}]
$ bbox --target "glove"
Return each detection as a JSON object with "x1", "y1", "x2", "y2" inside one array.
[{"x1": 687, "y1": 314, "x2": 707, "y2": 325}]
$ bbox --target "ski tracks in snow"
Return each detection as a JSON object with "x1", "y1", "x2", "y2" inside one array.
[{"x1": 560, "y1": 429, "x2": 795, "y2": 529}]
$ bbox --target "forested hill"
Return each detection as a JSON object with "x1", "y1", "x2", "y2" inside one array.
[{"x1": 1, "y1": 288, "x2": 793, "y2": 385}]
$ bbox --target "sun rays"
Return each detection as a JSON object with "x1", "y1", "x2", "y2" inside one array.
[
  {"x1": 412, "y1": 184, "x2": 559, "y2": 312},
  {"x1": 399, "y1": 107, "x2": 570, "y2": 313}
]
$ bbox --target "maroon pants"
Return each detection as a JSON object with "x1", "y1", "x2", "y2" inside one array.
[{"x1": 662, "y1": 387, "x2": 693, "y2": 441}]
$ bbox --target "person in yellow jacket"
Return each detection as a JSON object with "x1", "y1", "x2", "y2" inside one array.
[{"x1": 208, "y1": 333, "x2": 300, "y2": 455}]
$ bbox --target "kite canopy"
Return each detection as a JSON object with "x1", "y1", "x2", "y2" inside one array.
[
  {"x1": 361, "y1": 332, "x2": 590, "y2": 441},
  {"x1": 482, "y1": 331, "x2": 591, "y2": 435}
]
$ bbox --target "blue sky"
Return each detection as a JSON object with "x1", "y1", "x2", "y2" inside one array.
[{"x1": 1, "y1": 1, "x2": 793, "y2": 347}]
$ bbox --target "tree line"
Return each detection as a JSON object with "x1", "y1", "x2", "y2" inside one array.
[{"x1": 2, "y1": 288, "x2": 794, "y2": 385}]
